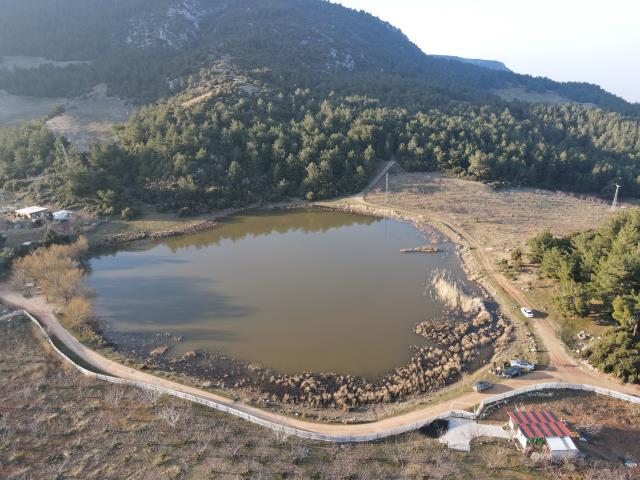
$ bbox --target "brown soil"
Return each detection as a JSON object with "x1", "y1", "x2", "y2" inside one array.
[
  {"x1": 2, "y1": 316, "x2": 635, "y2": 479},
  {"x1": 0, "y1": 314, "x2": 567, "y2": 480}
]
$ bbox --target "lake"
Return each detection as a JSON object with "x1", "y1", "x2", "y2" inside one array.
[{"x1": 87, "y1": 209, "x2": 479, "y2": 377}]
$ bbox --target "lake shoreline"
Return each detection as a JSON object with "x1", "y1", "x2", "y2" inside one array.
[{"x1": 83, "y1": 203, "x2": 512, "y2": 422}]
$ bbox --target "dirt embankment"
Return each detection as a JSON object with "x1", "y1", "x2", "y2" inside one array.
[
  {"x1": 97, "y1": 219, "x2": 218, "y2": 246},
  {"x1": 104, "y1": 213, "x2": 511, "y2": 417},
  {"x1": 1, "y1": 315, "x2": 565, "y2": 480},
  {"x1": 90, "y1": 200, "x2": 515, "y2": 417},
  {"x1": 93, "y1": 202, "x2": 311, "y2": 247}
]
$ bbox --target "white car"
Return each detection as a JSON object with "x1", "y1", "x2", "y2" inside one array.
[
  {"x1": 510, "y1": 359, "x2": 535, "y2": 371},
  {"x1": 520, "y1": 307, "x2": 534, "y2": 318}
]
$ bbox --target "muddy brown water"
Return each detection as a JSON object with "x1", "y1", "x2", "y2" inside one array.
[{"x1": 87, "y1": 209, "x2": 480, "y2": 377}]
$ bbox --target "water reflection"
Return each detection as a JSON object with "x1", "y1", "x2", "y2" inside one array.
[
  {"x1": 87, "y1": 209, "x2": 477, "y2": 377},
  {"x1": 163, "y1": 209, "x2": 378, "y2": 252}
]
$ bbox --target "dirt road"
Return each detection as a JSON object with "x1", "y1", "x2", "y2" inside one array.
[
  {"x1": 337, "y1": 193, "x2": 639, "y2": 393},
  {"x1": 1, "y1": 177, "x2": 638, "y2": 441}
]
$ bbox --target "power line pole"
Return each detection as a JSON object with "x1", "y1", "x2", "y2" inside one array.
[
  {"x1": 61, "y1": 142, "x2": 69, "y2": 164},
  {"x1": 385, "y1": 172, "x2": 389, "y2": 200},
  {"x1": 611, "y1": 184, "x2": 621, "y2": 210}
]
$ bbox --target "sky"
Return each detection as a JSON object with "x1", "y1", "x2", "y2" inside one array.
[{"x1": 333, "y1": 0, "x2": 640, "y2": 103}]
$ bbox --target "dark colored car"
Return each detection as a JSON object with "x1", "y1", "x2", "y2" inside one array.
[
  {"x1": 502, "y1": 366, "x2": 523, "y2": 378},
  {"x1": 473, "y1": 381, "x2": 493, "y2": 392}
]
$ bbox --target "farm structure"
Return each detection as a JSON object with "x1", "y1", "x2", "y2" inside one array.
[
  {"x1": 508, "y1": 410, "x2": 579, "y2": 460},
  {"x1": 14, "y1": 206, "x2": 49, "y2": 222}
]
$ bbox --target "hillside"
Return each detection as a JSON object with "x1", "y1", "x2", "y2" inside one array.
[
  {"x1": 0, "y1": 0, "x2": 639, "y2": 216},
  {"x1": 0, "y1": 0, "x2": 638, "y2": 115},
  {"x1": 432, "y1": 55, "x2": 512, "y2": 72}
]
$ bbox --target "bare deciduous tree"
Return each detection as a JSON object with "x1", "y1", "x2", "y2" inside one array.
[
  {"x1": 12, "y1": 237, "x2": 90, "y2": 303},
  {"x1": 578, "y1": 418, "x2": 603, "y2": 437},
  {"x1": 141, "y1": 388, "x2": 163, "y2": 406},
  {"x1": 105, "y1": 385, "x2": 127, "y2": 407},
  {"x1": 157, "y1": 404, "x2": 183, "y2": 428}
]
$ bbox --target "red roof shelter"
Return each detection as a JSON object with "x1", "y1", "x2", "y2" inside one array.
[
  {"x1": 508, "y1": 410, "x2": 571, "y2": 439},
  {"x1": 508, "y1": 410, "x2": 579, "y2": 459}
]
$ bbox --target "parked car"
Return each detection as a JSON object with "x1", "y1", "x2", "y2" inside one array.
[
  {"x1": 473, "y1": 381, "x2": 493, "y2": 393},
  {"x1": 502, "y1": 366, "x2": 523, "y2": 378},
  {"x1": 520, "y1": 307, "x2": 534, "y2": 318},
  {"x1": 510, "y1": 359, "x2": 535, "y2": 371}
]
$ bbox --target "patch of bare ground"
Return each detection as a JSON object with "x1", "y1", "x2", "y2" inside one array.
[
  {"x1": 492, "y1": 87, "x2": 574, "y2": 104},
  {"x1": 484, "y1": 389, "x2": 640, "y2": 472},
  {"x1": 45, "y1": 84, "x2": 131, "y2": 151},
  {"x1": 0, "y1": 315, "x2": 574, "y2": 480},
  {"x1": 86, "y1": 211, "x2": 217, "y2": 242},
  {"x1": 0, "y1": 90, "x2": 64, "y2": 125}
]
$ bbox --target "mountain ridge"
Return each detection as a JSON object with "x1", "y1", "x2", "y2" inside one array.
[
  {"x1": 431, "y1": 55, "x2": 511, "y2": 72},
  {"x1": 0, "y1": 0, "x2": 636, "y2": 116}
]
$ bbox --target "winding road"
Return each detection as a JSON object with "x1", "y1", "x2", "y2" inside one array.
[{"x1": 1, "y1": 166, "x2": 639, "y2": 441}]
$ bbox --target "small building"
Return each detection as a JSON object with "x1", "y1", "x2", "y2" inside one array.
[
  {"x1": 14, "y1": 206, "x2": 49, "y2": 222},
  {"x1": 52, "y1": 209, "x2": 73, "y2": 222},
  {"x1": 508, "y1": 410, "x2": 579, "y2": 460}
]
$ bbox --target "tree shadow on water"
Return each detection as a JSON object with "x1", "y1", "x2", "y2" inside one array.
[{"x1": 91, "y1": 275, "x2": 254, "y2": 329}]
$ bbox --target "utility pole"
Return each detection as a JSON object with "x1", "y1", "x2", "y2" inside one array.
[
  {"x1": 611, "y1": 184, "x2": 621, "y2": 210},
  {"x1": 385, "y1": 172, "x2": 389, "y2": 199},
  {"x1": 61, "y1": 142, "x2": 69, "y2": 164}
]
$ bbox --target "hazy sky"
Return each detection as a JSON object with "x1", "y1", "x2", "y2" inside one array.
[{"x1": 333, "y1": 0, "x2": 640, "y2": 103}]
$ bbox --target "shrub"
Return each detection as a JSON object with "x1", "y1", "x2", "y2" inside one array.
[
  {"x1": 11, "y1": 237, "x2": 88, "y2": 301},
  {"x1": 120, "y1": 207, "x2": 137, "y2": 221},
  {"x1": 63, "y1": 296, "x2": 93, "y2": 330},
  {"x1": 3, "y1": 179, "x2": 20, "y2": 191}
]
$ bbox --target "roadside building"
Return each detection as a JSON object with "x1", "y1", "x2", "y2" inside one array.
[
  {"x1": 52, "y1": 210, "x2": 73, "y2": 222},
  {"x1": 14, "y1": 206, "x2": 49, "y2": 222},
  {"x1": 508, "y1": 410, "x2": 579, "y2": 460}
]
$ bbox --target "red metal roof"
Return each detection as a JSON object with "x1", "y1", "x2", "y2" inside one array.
[{"x1": 508, "y1": 410, "x2": 571, "y2": 439}]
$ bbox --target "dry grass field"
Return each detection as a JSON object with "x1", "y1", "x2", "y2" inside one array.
[
  {"x1": 366, "y1": 171, "x2": 633, "y2": 348},
  {"x1": 3, "y1": 315, "x2": 626, "y2": 480},
  {"x1": 0, "y1": 82, "x2": 130, "y2": 150},
  {"x1": 368, "y1": 172, "x2": 619, "y2": 265},
  {"x1": 0, "y1": 90, "x2": 63, "y2": 125},
  {"x1": 492, "y1": 87, "x2": 573, "y2": 104},
  {"x1": 45, "y1": 86, "x2": 131, "y2": 151}
]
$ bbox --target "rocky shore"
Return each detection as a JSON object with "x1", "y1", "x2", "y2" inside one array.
[
  {"x1": 94, "y1": 200, "x2": 512, "y2": 413},
  {"x1": 97, "y1": 219, "x2": 219, "y2": 247}
]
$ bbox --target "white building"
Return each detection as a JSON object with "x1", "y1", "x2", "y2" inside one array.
[
  {"x1": 508, "y1": 410, "x2": 579, "y2": 461},
  {"x1": 52, "y1": 210, "x2": 73, "y2": 222},
  {"x1": 14, "y1": 206, "x2": 49, "y2": 222}
]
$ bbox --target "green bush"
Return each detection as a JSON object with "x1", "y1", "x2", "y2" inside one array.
[
  {"x1": 582, "y1": 331, "x2": 640, "y2": 383},
  {"x1": 120, "y1": 207, "x2": 137, "y2": 221},
  {"x1": 3, "y1": 180, "x2": 20, "y2": 191}
]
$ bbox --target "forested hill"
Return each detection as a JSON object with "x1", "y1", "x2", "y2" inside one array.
[
  {"x1": 1, "y1": 0, "x2": 639, "y2": 217},
  {"x1": 0, "y1": 0, "x2": 637, "y2": 115}
]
